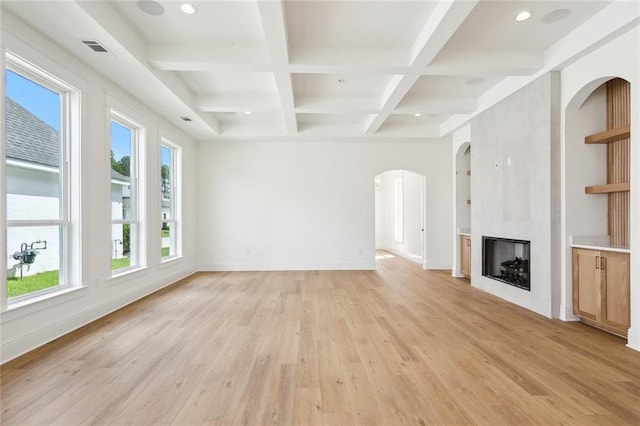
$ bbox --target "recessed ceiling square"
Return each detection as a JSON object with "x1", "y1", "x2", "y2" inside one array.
[
  {"x1": 181, "y1": 71, "x2": 278, "y2": 95},
  {"x1": 442, "y1": 1, "x2": 611, "y2": 51},
  {"x1": 113, "y1": 1, "x2": 266, "y2": 45},
  {"x1": 285, "y1": 1, "x2": 436, "y2": 49}
]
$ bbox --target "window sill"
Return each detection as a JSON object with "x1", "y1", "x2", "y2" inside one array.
[
  {"x1": 2, "y1": 285, "x2": 87, "y2": 322},
  {"x1": 108, "y1": 266, "x2": 150, "y2": 284},
  {"x1": 160, "y1": 255, "x2": 183, "y2": 266}
]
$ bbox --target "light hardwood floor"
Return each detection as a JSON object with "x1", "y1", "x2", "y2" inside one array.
[{"x1": 2, "y1": 253, "x2": 640, "y2": 425}]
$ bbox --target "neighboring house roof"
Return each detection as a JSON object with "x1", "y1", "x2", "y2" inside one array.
[
  {"x1": 5, "y1": 97, "x2": 129, "y2": 182},
  {"x1": 6, "y1": 97, "x2": 59, "y2": 168},
  {"x1": 110, "y1": 169, "x2": 129, "y2": 182}
]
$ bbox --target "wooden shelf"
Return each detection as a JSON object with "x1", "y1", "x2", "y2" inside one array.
[
  {"x1": 585, "y1": 182, "x2": 630, "y2": 194},
  {"x1": 585, "y1": 125, "x2": 630, "y2": 144}
]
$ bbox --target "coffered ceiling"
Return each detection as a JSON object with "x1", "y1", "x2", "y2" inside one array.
[{"x1": 2, "y1": 0, "x2": 634, "y2": 141}]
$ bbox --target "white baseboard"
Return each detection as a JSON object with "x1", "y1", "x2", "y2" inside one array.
[
  {"x1": 1, "y1": 267, "x2": 195, "y2": 364},
  {"x1": 627, "y1": 327, "x2": 640, "y2": 352},
  {"x1": 559, "y1": 304, "x2": 580, "y2": 321},
  {"x1": 199, "y1": 261, "x2": 377, "y2": 272}
]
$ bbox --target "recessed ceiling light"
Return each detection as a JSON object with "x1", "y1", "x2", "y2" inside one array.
[
  {"x1": 515, "y1": 11, "x2": 531, "y2": 21},
  {"x1": 244, "y1": 111, "x2": 252, "y2": 115},
  {"x1": 180, "y1": 3, "x2": 197, "y2": 15},
  {"x1": 414, "y1": 113, "x2": 422, "y2": 117},
  {"x1": 136, "y1": 0, "x2": 165, "y2": 16},
  {"x1": 542, "y1": 9, "x2": 570, "y2": 24}
]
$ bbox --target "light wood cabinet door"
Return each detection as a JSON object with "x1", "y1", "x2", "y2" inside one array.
[
  {"x1": 572, "y1": 248, "x2": 601, "y2": 321},
  {"x1": 601, "y1": 251, "x2": 630, "y2": 333},
  {"x1": 460, "y1": 236, "x2": 471, "y2": 278}
]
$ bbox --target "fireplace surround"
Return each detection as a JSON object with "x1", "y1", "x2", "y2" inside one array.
[{"x1": 482, "y1": 236, "x2": 531, "y2": 291}]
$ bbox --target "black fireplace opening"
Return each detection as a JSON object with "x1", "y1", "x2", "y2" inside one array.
[{"x1": 482, "y1": 236, "x2": 531, "y2": 291}]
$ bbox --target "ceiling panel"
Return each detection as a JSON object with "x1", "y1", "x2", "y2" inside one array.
[
  {"x1": 182, "y1": 71, "x2": 278, "y2": 94},
  {"x1": 292, "y1": 73, "x2": 393, "y2": 98},
  {"x1": 297, "y1": 113, "x2": 369, "y2": 125},
  {"x1": 406, "y1": 75, "x2": 504, "y2": 98},
  {"x1": 443, "y1": 1, "x2": 611, "y2": 51},
  {"x1": 285, "y1": 1, "x2": 436, "y2": 49},
  {"x1": 112, "y1": 1, "x2": 267, "y2": 45}
]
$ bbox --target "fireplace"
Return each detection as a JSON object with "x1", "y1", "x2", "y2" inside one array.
[{"x1": 482, "y1": 236, "x2": 531, "y2": 291}]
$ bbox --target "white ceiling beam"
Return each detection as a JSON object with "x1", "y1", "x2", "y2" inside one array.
[
  {"x1": 424, "y1": 50, "x2": 543, "y2": 76},
  {"x1": 196, "y1": 94, "x2": 281, "y2": 113},
  {"x1": 365, "y1": 0, "x2": 479, "y2": 135},
  {"x1": 256, "y1": 0, "x2": 297, "y2": 134}
]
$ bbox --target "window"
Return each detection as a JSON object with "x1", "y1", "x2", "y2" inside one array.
[
  {"x1": 394, "y1": 177, "x2": 403, "y2": 242},
  {"x1": 4, "y1": 53, "x2": 80, "y2": 303},
  {"x1": 110, "y1": 110, "x2": 144, "y2": 274},
  {"x1": 160, "y1": 140, "x2": 180, "y2": 259}
]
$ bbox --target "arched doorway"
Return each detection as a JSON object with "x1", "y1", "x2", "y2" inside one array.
[{"x1": 374, "y1": 170, "x2": 426, "y2": 267}]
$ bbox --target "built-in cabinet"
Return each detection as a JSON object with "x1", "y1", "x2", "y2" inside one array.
[
  {"x1": 460, "y1": 235, "x2": 471, "y2": 279},
  {"x1": 572, "y1": 248, "x2": 630, "y2": 337}
]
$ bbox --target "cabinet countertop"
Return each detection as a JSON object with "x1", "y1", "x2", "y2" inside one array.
[{"x1": 571, "y1": 244, "x2": 630, "y2": 254}]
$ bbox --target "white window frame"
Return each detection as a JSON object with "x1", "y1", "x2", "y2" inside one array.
[
  {"x1": 160, "y1": 138, "x2": 181, "y2": 261},
  {"x1": 109, "y1": 109, "x2": 146, "y2": 277},
  {"x1": 3, "y1": 52, "x2": 82, "y2": 309}
]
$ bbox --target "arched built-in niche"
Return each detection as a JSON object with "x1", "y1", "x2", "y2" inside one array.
[
  {"x1": 563, "y1": 76, "x2": 631, "y2": 337},
  {"x1": 452, "y1": 142, "x2": 471, "y2": 278}
]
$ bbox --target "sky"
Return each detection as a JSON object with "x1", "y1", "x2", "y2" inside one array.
[
  {"x1": 110, "y1": 121, "x2": 131, "y2": 161},
  {"x1": 6, "y1": 69, "x2": 59, "y2": 131},
  {"x1": 6, "y1": 69, "x2": 169, "y2": 167}
]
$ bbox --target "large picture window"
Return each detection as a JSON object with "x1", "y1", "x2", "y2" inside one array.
[
  {"x1": 110, "y1": 111, "x2": 144, "y2": 274},
  {"x1": 160, "y1": 140, "x2": 180, "y2": 260},
  {"x1": 4, "y1": 54, "x2": 80, "y2": 303}
]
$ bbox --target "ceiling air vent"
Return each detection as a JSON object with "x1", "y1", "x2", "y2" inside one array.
[{"x1": 82, "y1": 40, "x2": 108, "y2": 53}]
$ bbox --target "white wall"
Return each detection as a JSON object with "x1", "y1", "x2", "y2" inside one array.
[
  {"x1": 0, "y1": 13, "x2": 198, "y2": 363},
  {"x1": 560, "y1": 26, "x2": 640, "y2": 351},
  {"x1": 375, "y1": 170, "x2": 424, "y2": 263},
  {"x1": 197, "y1": 139, "x2": 452, "y2": 271}
]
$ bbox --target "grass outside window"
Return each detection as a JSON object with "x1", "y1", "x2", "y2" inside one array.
[{"x1": 7, "y1": 257, "x2": 138, "y2": 298}]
